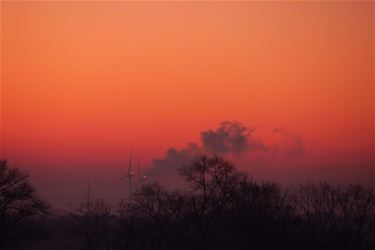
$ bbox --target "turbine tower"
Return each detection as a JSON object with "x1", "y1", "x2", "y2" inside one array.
[
  {"x1": 127, "y1": 149, "x2": 135, "y2": 198},
  {"x1": 137, "y1": 158, "x2": 147, "y2": 189},
  {"x1": 120, "y1": 149, "x2": 135, "y2": 199}
]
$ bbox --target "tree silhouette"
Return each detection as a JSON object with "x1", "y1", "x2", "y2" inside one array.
[
  {"x1": 289, "y1": 182, "x2": 375, "y2": 250},
  {"x1": 16, "y1": 155, "x2": 374, "y2": 250},
  {"x1": 0, "y1": 160, "x2": 49, "y2": 249},
  {"x1": 117, "y1": 183, "x2": 188, "y2": 250},
  {"x1": 71, "y1": 200, "x2": 113, "y2": 250},
  {"x1": 178, "y1": 155, "x2": 242, "y2": 249}
]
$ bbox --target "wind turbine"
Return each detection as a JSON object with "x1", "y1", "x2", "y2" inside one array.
[
  {"x1": 120, "y1": 149, "x2": 135, "y2": 199},
  {"x1": 137, "y1": 158, "x2": 147, "y2": 189}
]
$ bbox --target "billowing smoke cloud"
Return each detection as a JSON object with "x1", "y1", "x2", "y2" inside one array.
[
  {"x1": 272, "y1": 128, "x2": 305, "y2": 157},
  {"x1": 148, "y1": 143, "x2": 200, "y2": 177},
  {"x1": 201, "y1": 121, "x2": 266, "y2": 154},
  {"x1": 144, "y1": 122, "x2": 306, "y2": 189},
  {"x1": 145, "y1": 121, "x2": 266, "y2": 188},
  {"x1": 145, "y1": 143, "x2": 201, "y2": 189}
]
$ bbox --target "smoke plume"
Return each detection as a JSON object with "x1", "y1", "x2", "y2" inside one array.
[
  {"x1": 145, "y1": 121, "x2": 267, "y2": 188},
  {"x1": 201, "y1": 121, "x2": 266, "y2": 154}
]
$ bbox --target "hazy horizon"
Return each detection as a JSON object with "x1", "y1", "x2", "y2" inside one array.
[{"x1": 1, "y1": 1, "x2": 374, "y2": 210}]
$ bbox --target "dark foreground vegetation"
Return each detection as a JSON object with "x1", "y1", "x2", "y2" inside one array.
[{"x1": 1, "y1": 158, "x2": 375, "y2": 250}]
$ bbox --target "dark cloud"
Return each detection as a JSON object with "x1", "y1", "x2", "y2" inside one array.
[
  {"x1": 144, "y1": 122, "x2": 306, "y2": 189},
  {"x1": 201, "y1": 121, "x2": 266, "y2": 155},
  {"x1": 145, "y1": 121, "x2": 267, "y2": 187},
  {"x1": 148, "y1": 143, "x2": 200, "y2": 177},
  {"x1": 145, "y1": 143, "x2": 200, "y2": 189}
]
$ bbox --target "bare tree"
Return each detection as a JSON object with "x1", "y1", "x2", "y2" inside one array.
[
  {"x1": 179, "y1": 155, "x2": 239, "y2": 214},
  {"x1": 0, "y1": 160, "x2": 49, "y2": 249},
  {"x1": 289, "y1": 182, "x2": 375, "y2": 250},
  {"x1": 71, "y1": 200, "x2": 113, "y2": 250},
  {"x1": 178, "y1": 155, "x2": 240, "y2": 249},
  {"x1": 130, "y1": 183, "x2": 186, "y2": 250},
  {"x1": 337, "y1": 184, "x2": 375, "y2": 249},
  {"x1": 227, "y1": 175, "x2": 294, "y2": 250},
  {"x1": 116, "y1": 201, "x2": 144, "y2": 250}
]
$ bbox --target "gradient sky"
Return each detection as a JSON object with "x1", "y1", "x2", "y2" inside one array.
[{"x1": 1, "y1": 1, "x2": 374, "y2": 206}]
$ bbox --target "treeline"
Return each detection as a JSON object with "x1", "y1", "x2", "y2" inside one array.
[{"x1": 1, "y1": 157, "x2": 375, "y2": 250}]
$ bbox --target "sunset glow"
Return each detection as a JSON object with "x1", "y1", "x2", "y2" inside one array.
[{"x1": 1, "y1": 1, "x2": 373, "y2": 202}]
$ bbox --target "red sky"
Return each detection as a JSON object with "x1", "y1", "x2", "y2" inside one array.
[{"x1": 1, "y1": 1, "x2": 374, "y2": 207}]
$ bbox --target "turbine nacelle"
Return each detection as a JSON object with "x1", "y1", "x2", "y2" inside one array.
[{"x1": 121, "y1": 150, "x2": 148, "y2": 197}]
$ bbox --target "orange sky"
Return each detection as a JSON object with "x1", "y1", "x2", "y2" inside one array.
[{"x1": 0, "y1": 1, "x2": 374, "y2": 200}]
